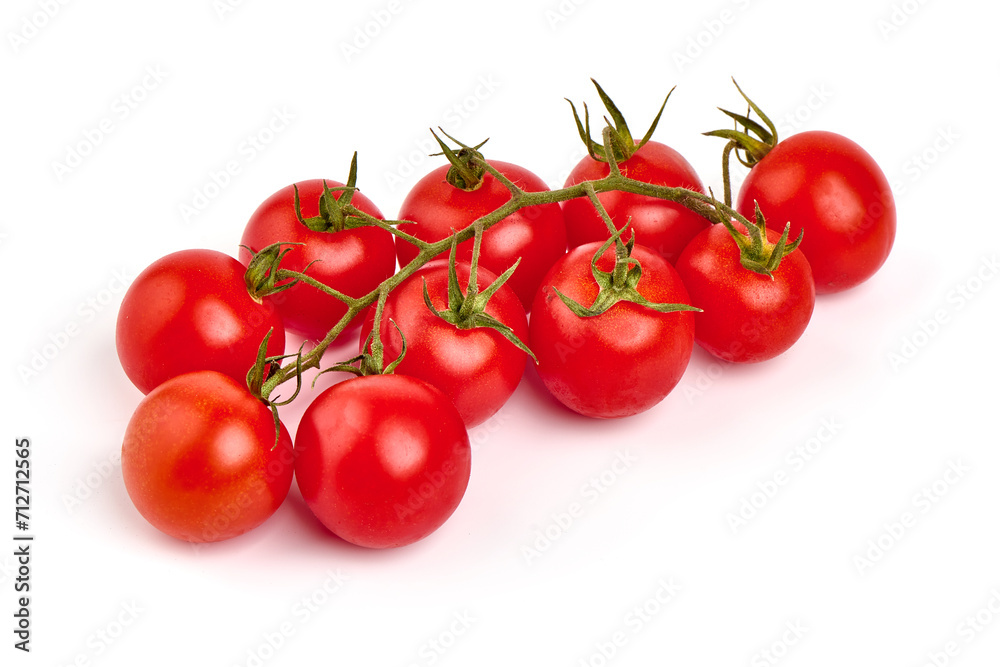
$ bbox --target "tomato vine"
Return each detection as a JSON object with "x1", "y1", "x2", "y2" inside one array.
[{"x1": 251, "y1": 123, "x2": 749, "y2": 412}]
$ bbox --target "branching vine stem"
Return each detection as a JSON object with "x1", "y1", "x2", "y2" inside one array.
[{"x1": 257, "y1": 160, "x2": 752, "y2": 403}]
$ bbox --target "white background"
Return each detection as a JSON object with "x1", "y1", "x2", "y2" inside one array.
[{"x1": 3, "y1": 0, "x2": 998, "y2": 665}]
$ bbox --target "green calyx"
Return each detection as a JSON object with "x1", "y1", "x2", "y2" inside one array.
[
  {"x1": 424, "y1": 224, "x2": 536, "y2": 362},
  {"x1": 554, "y1": 224, "x2": 701, "y2": 318},
  {"x1": 293, "y1": 152, "x2": 372, "y2": 233},
  {"x1": 431, "y1": 128, "x2": 489, "y2": 191},
  {"x1": 703, "y1": 78, "x2": 778, "y2": 168},
  {"x1": 719, "y1": 199, "x2": 803, "y2": 277},
  {"x1": 246, "y1": 329, "x2": 306, "y2": 449},
  {"x1": 567, "y1": 78, "x2": 673, "y2": 164},
  {"x1": 242, "y1": 241, "x2": 303, "y2": 300},
  {"x1": 324, "y1": 288, "x2": 407, "y2": 379}
]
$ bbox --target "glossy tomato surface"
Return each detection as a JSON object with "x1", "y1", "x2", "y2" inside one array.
[
  {"x1": 294, "y1": 374, "x2": 472, "y2": 549},
  {"x1": 736, "y1": 130, "x2": 895, "y2": 294},
  {"x1": 529, "y1": 241, "x2": 695, "y2": 418},
  {"x1": 121, "y1": 371, "x2": 294, "y2": 543},
  {"x1": 239, "y1": 179, "x2": 395, "y2": 340},
  {"x1": 116, "y1": 249, "x2": 285, "y2": 395},
  {"x1": 562, "y1": 141, "x2": 709, "y2": 264},
  {"x1": 396, "y1": 161, "x2": 567, "y2": 311},
  {"x1": 676, "y1": 223, "x2": 815, "y2": 363},
  {"x1": 359, "y1": 260, "x2": 528, "y2": 427}
]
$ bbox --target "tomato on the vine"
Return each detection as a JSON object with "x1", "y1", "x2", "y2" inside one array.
[
  {"x1": 116, "y1": 249, "x2": 285, "y2": 395},
  {"x1": 561, "y1": 80, "x2": 709, "y2": 264},
  {"x1": 396, "y1": 159, "x2": 566, "y2": 312},
  {"x1": 529, "y1": 239, "x2": 696, "y2": 419},
  {"x1": 121, "y1": 370, "x2": 294, "y2": 543},
  {"x1": 358, "y1": 259, "x2": 529, "y2": 428},
  {"x1": 239, "y1": 175, "x2": 395, "y2": 340},
  {"x1": 736, "y1": 130, "x2": 895, "y2": 294},
  {"x1": 294, "y1": 374, "x2": 472, "y2": 549},
  {"x1": 676, "y1": 221, "x2": 815, "y2": 363},
  {"x1": 563, "y1": 141, "x2": 709, "y2": 264}
]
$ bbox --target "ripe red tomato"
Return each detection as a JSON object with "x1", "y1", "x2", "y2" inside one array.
[
  {"x1": 116, "y1": 249, "x2": 285, "y2": 395},
  {"x1": 396, "y1": 160, "x2": 567, "y2": 311},
  {"x1": 736, "y1": 131, "x2": 895, "y2": 294},
  {"x1": 121, "y1": 371, "x2": 294, "y2": 543},
  {"x1": 529, "y1": 241, "x2": 695, "y2": 418},
  {"x1": 358, "y1": 259, "x2": 528, "y2": 427},
  {"x1": 562, "y1": 141, "x2": 709, "y2": 264},
  {"x1": 239, "y1": 179, "x2": 395, "y2": 340},
  {"x1": 676, "y1": 223, "x2": 815, "y2": 363},
  {"x1": 294, "y1": 374, "x2": 471, "y2": 549}
]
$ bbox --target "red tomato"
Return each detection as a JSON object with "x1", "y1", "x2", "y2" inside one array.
[
  {"x1": 359, "y1": 260, "x2": 528, "y2": 427},
  {"x1": 562, "y1": 141, "x2": 709, "y2": 264},
  {"x1": 239, "y1": 179, "x2": 395, "y2": 340},
  {"x1": 116, "y1": 249, "x2": 285, "y2": 395},
  {"x1": 676, "y1": 223, "x2": 815, "y2": 363},
  {"x1": 529, "y1": 242, "x2": 695, "y2": 418},
  {"x1": 121, "y1": 371, "x2": 294, "y2": 543},
  {"x1": 294, "y1": 374, "x2": 471, "y2": 549},
  {"x1": 396, "y1": 161, "x2": 567, "y2": 311},
  {"x1": 736, "y1": 131, "x2": 895, "y2": 294}
]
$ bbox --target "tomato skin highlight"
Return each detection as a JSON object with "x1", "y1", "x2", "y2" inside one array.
[
  {"x1": 294, "y1": 374, "x2": 472, "y2": 549},
  {"x1": 396, "y1": 161, "x2": 567, "y2": 312},
  {"x1": 529, "y1": 242, "x2": 695, "y2": 419},
  {"x1": 121, "y1": 371, "x2": 294, "y2": 543},
  {"x1": 562, "y1": 141, "x2": 709, "y2": 264},
  {"x1": 676, "y1": 223, "x2": 816, "y2": 363},
  {"x1": 358, "y1": 260, "x2": 528, "y2": 428},
  {"x1": 239, "y1": 179, "x2": 395, "y2": 340},
  {"x1": 116, "y1": 249, "x2": 286, "y2": 395},
  {"x1": 736, "y1": 130, "x2": 896, "y2": 294}
]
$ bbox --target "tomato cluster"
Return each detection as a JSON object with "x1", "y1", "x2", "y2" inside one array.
[{"x1": 115, "y1": 80, "x2": 894, "y2": 548}]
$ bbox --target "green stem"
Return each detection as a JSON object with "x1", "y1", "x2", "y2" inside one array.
[
  {"x1": 257, "y1": 164, "x2": 755, "y2": 402},
  {"x1": 721, "y1": 141, "x2": 734, "y2": 209}
]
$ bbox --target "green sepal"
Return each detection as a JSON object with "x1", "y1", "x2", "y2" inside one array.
[
  {"x1": 430, "y1": 128, "x2": 489, "y2": 191},
  {"x1": 246, "y1": 330, "x2": 307, "y2": 450},
  {"x1": 702, "y1": 129, "x2": 774, "y2": 165},
  {"x1": 717, "y1": 198, "x2": 804, "y2": 278},
  {"x1": 320, "y1": 289, "x2": 407, "y2": 381},
  {"x1": 246, "y1": 328, "x2": 275, "y2": 399},
  {"x1": 242, "y1": 242, "x2": 303, "y2": 299},
  {"x1": 291, "y1": 152, "x2": 381, "y2": 233},
  {"x1": 421, "y1": 229, "x2": 537, "y2": 362},
  {"x1": 703, "y1": 78, "x2": 779, "y2": 168},
  {"x1": 553, "y1": 224, "x2": 701, "y2": 318},
  {"x1": 567, "y1": 79, "x2": 675, "y2": 163},
  {"x1": 716, "y1": 108, "x2": 773, "y2": 145}
]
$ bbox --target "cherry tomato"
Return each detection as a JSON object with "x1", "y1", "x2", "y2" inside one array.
[
  {"x1": 676, "y1": 223, "x2": 815, "y2": 363},
  {"x1": 736, "y1": 131, "x2": 895, "y2": 294},
  {"x1": 116, "y1": 249, "x2": 285, "y2": 395},
  {"x1": 294, "y1": 374, "x2": 471, "y2": 549},
  {"x1": 529, "y1": 242, "x2": 695, "y2": 418},
  {"x1": 562, "y1": 141, "x2": 709, "y2": 264},
  {"x1": 121, "y1": 371, "x2": 294, "y2": 543},
  {"x1": 396, "y1": 161, "x2": 567, "y2": 311},
  {"x1": 359, "y1": 260, "x2": 528, "y2": 427},
  {"x1": 239, "y1": 179, "x2": 395, "y2": 340}
]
